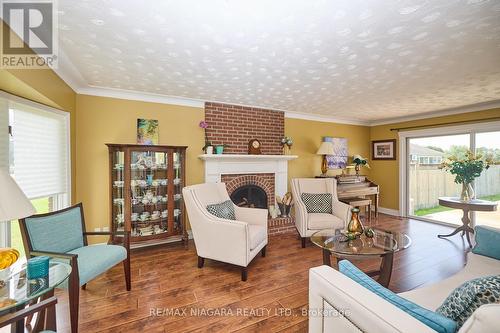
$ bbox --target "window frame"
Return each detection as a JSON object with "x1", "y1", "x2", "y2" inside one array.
[{"x1": 0, "y1": 91, "x2": 71, "y2": 247}]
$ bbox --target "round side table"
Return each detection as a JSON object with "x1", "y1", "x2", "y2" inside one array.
[
  {"x1": 437, "y1": 197, "x2": 498, "y2": 247},
  {"x1": 0, "y1": 261, "x2": 72, "y2": 333}
]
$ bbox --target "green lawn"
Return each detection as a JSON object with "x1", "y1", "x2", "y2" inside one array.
[
  {"x1": 10, "y1": 197, "x2": 50, "y2": 257},
  {"x1": 414, "y1": 194, "x2": 500, "y2": 216}
]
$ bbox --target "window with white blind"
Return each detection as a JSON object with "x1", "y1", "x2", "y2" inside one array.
[
  {"x1": 10, "y1": 105, "x2": 69, "y2": 199},
  {"x1": 0, "y1": 92, "x2": 70, "y2": 249}
]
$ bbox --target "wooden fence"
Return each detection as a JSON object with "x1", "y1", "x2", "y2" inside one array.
[{"x1": 409, "y1": 165, "x2": 500, "y2": 212}]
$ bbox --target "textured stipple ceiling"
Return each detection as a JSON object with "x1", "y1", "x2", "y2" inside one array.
[{"x1": 58, "y1": 0, "x2": 500, "y2": 122}]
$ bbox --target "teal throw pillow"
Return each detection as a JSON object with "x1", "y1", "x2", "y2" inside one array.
[
  {"x1": 436, "y1": 275, "x2": 500, "y2": 328},
  {"x1": 472, "y1": 226, "x2": 500, "y2": 260}
]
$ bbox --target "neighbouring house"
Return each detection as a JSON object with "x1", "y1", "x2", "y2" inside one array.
[{"x1": 409, "y1": 144, "x2": 444, "y2": 166}]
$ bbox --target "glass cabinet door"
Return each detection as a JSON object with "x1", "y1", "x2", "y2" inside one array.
[
  {"x1": 173, "y1": 149, "x2": 184, "y2": 232},
  {"x1": 111, "y1": 150, "x2": 125, "y2": 232},
  {"x1": 130, "y1": 150, "x2": 169, "y2": 237}
]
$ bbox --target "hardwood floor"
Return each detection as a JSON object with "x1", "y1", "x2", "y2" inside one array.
[{"x1": 53, "y1": 214, "x2": 470, "y2": 333}]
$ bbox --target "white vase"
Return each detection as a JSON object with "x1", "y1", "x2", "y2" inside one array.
[{"x1": 206, "y1": 146, "x2": 213, "y2": 155}]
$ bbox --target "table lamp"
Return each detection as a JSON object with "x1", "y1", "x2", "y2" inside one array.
[
  {"x1": 316, "y1": 141, "x2": 335, "y2": 176},
  {"x1": 0, "y1": 168, "x2": 36, "y2": 271}
]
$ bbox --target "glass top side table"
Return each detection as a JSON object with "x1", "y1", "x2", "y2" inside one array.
[
  {"x1": 0, "y1": 261, "x2": 72, "y2": 333},
  {"x1": 311, "y1": 228, "x2": 411, "y2": 287},
  {"x1": 0, "y1": 261, "x2": 72, "y2": 313}
]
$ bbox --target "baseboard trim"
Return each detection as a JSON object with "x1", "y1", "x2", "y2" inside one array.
[{"x1": 378, "y1": 207, "x2": 401, "y2": 217}]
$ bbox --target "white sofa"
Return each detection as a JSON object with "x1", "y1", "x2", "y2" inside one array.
[
  {"x1": 291, "y1": 178, "x2": 351, "y2": 248},
  {"x1": 183, "y1": 183, "x2": 268, "y2": 281},
  {"x1": 309, "y1": 252, "x2": 500, "y2": 333}
]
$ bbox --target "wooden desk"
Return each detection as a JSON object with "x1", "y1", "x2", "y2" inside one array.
[
  {"x1": 437, "y1": 197, "x2": 498, "y2": 247},
  {"x1": 336, "y1": 176, "x2": 379, "y2": 217}
]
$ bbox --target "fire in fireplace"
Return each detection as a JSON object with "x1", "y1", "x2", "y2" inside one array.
[{"x1": 230, "y1": 185, "x2": 268, "y2": 209}]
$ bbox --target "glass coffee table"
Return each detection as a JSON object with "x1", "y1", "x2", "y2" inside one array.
[
  {"x1": 311, "y1": 228, "x2": 411, "y2": 287},
  {"x1": 0, "y1": 261, "x2": 72, "y2": 332}
]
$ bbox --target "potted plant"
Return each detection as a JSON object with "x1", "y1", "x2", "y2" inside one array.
[
  {"x1": 440, "y1": 150, "x2": 493, "y2": 201},
  {"x1": 352, "y1": 155, "x2": 370, "y2": 176},
  {"x1": 199, "y1": 120, "x2": 213, "y2": 154}
]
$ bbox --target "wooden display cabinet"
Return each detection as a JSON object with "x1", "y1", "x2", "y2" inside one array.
[{"x1": 106, "y1": 144, "x2": 187, "y2": 247}]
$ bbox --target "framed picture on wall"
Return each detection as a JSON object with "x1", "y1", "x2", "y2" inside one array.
[
  {"x1": 324, "y1": 137, "x2": 348, "y2": 169},
  {"x1": 372, "y1": 139, "x2": 396, "y2": 160},
  {"x1": 137, "y1": 119, "x2": 159, "y2": 145}
]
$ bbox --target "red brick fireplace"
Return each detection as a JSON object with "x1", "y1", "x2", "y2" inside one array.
[{"x1": 202, "y1": 102, "x2": 297, "y2": 235}]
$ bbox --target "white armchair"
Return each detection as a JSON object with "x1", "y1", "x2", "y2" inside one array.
[
  {"x1": 291, "y1": 178, "x2": 351, "y2": 248},
  {"x1": 182, "y1": 183, "x2": 268, "y2": 281}
]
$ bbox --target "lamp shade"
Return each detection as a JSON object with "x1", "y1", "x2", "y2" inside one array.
[
  {"x1": 0, "y1": 168, "x2": 36, "y2": 221},
  {"x1": 316, "y1": 141, "x2": 335, "y2": 155}
]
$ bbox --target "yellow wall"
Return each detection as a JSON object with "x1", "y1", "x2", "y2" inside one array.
[
  {"x1": 285, "y1": 118, "x2": 371, "y2": 184},
  {"x1": 73, "y1": 99, "x2": 370, "y2": 233},
  {"x1": 369, "y1": 108, "x2": 500, "y2": 210},
  {"x1": 75, "y1": 94, "x2": 204, "y2": 234}
]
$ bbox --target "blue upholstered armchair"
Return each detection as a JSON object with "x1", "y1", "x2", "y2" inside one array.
[{"x1": 19, "y1": 203, "x2": 131, "y2": 333}]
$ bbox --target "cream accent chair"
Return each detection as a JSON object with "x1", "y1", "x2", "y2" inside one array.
[
  {"x1": 182, "y1": 183, "x2": 268, "y2": 281},
  {"x1": 291, "y1": 178, "x2": 351, "y2": 248}
]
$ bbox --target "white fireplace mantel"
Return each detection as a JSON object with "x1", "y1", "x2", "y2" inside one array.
[{"x1": 199, "y1": 154, "x2": 298, "y2": 196}]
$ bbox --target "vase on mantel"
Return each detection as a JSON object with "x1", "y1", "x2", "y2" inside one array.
[{"x1": 459, "y1": 182, "x2": 475, "y2": 202}]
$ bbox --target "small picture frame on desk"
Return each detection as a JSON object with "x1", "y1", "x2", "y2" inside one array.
[{"x1": 372, "y1": 139, "x2": 396, "y2": 160}]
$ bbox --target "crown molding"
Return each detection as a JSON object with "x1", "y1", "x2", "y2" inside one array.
[
  {"x1": 52, "y1": 49, "x2": 88, "y2": 91},
  {"x1": 51, "y1": 54, "x2": 500, "y2": 126},
  {"x1": 204, "y1": 99, "x2": 372, "y2": 125},
  {"x1": 77, "y1": 85, "x2": 205, "y2": 108},
  {"x1": 284, "y1": 111, "x2": 371, "y2": 126},
  {"x1": 369, "y1": 100, "x2": 500, "y2": 126}
]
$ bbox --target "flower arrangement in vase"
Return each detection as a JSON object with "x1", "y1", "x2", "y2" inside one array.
[
  {"x1": 281, "y1": 136, "x2": 293, "y2": 154},
  {"x1": 440, "y1": 150, "x2": 493, "y2": 201},
  {"x1": 352, "y1": 155, "x2": 370, "y2": 176},
  {"x1": 199, "y1": 120, "x2": 212, "y2": 154}
]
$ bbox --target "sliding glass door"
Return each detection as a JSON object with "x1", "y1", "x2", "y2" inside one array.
[
  {"x1": 475, "y1": 131, "x2": 500, "y2": 228},
  {"x1": 408, "y1": 134, "x2": 470, "y2": 225},
  {"x1": 402, "y1": 123, "x2": 500, "y2": 228}
]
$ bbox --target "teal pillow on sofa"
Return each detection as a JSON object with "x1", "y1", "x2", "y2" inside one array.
[
  {"x1": 436, "y1": 275, "x2": 500, "y2": 328},
  {"x1": 338, "y1": 260, "x2": 457, "y2": 333},
  {"x1": 472, "y1": 226, "x2": 500, "y2": 260}
]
